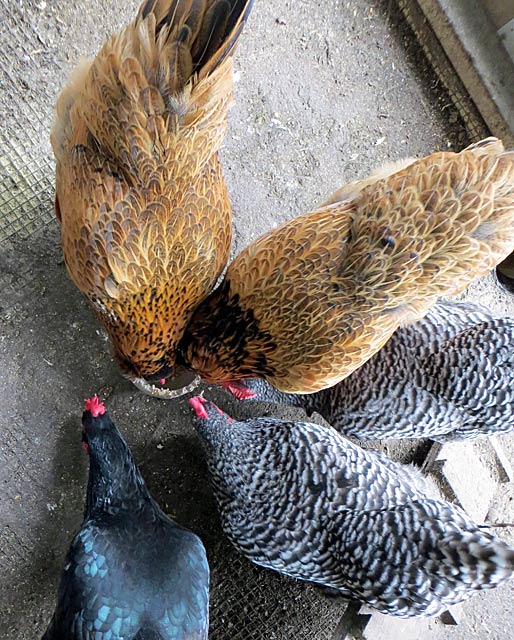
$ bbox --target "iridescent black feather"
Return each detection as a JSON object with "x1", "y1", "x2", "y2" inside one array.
[{"x1": 42, "y1": 407, "x2": 209, "y2": 639}]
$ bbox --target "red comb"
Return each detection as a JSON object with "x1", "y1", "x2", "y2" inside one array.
[
  {"x1": 84, "y1": 396, "x2": 106, "y2": 418},
  {"x1": 189, "y1": 396, "x2": 209, "y2": 419}
]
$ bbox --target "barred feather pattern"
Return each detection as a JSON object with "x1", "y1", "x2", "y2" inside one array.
[
  {"x1": 191, "y1": 399, "x2": 514, "y2": 618},
  {"x1": 240, "y1": 301, "x2": 514, "y2": 441}
]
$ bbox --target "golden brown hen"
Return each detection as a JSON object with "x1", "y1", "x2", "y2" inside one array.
[
  {"x1": 179, "y1": 138, "x2": 514, "y2": 393},
  {"x1": 52, "y1": 0, "x2": 253, "y2": 391}
]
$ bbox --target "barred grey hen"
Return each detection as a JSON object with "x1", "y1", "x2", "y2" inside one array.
[
  {"x1": 189, "y1": 396, "x2": 514, "y2": 617},
  {"x1": 223, "y1": 301, "x2": 514, "y2": 441}
]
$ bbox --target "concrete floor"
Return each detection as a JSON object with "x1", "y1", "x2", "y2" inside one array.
[{"x1": 0, "y1": 1, "x2": 513, "y2": 639}]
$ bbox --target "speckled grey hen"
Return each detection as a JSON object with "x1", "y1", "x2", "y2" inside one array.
[
  {"x1": 189, "y1": 396, "x2": 514, "y2": 618},
  {"x1": 225, "y1": 300, "x2": 514, "y2": 441}
]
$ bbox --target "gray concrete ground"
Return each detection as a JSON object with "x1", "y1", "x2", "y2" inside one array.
[{"x1": 0, "y1": 1, "x2": 513, "y2": 639}]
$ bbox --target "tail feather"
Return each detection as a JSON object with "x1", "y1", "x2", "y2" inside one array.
[
  {"x1": 464, "y1": 136, "x2": 505, "y2": 156},
  {"x1": 53, "y1": 0, "x2": 253, "y2": 174},
  {"x1": 139, "y1": 0, "x2": 205, "y2": 36},
  {"x1": 192, "y1": 1, "x2": 233, "y2": 70},
  {"x1": 333, "y1": 499, "x2": 514, "y2": 616},
  {"x1": 136, "y1": 0, "x2": 253, "y2": 83},
  {"x1": 197, "y1": 0, "x2": 255, "y2": 77}
]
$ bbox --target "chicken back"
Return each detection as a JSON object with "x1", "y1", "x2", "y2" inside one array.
[
  {"x1": 52, "y1": 0, "x2": 254, "y2": 383},
  {"x1": 42, "y1": 398, "x2": 209, "y2": 639},
  {"x1": 227, "y1": 301, "x2": 514, "y2": 441},
  {"x1": 181, "y1": 137, "x2": 514, "y2": 392},
  {"x1": 189, "y1": 396, "x2": 514, "y2": 618}
]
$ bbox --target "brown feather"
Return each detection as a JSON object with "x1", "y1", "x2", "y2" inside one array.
[
  {"x1": 52, "y1": 0, "x2": 253, "y2": 379},
  {"x1": 182, "y1": 138, "x2": 514, "y2": 392}
]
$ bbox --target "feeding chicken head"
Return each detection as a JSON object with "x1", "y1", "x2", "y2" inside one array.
[
  {"x1": 81, "y1": 395, "x2": 148, "y2": 487},
  {"x1": 87, "y1": 274, "x2": 206, "y2": 385},
  {"x1": 52, "y1": 0, "x2": 255, "y2": 398},
  {"x1": 81, "y1": 396, "x2": 118, "y2": 458}
]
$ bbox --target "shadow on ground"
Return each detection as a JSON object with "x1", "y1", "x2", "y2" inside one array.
[{"x1": 0, "y1": 229, "x2": 344, "y2": 639}]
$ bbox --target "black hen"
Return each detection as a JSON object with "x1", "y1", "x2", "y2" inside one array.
[
  {"x1": 496, "y1": 251, "x2": 514, "y2": 294},
  {"x1": 42, "y1": 397, "x2": 209, "y2": 639}
]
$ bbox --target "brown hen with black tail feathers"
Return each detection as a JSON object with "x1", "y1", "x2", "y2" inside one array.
[
  {"x1": 181, "y1": 138, "x2": 514, "y2": 393},
  {"x1": 52, "y1": 0, "x2": 253, "y2": 382}
]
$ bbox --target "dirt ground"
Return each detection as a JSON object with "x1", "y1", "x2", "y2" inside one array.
[{"x1": 0, "y1": 1, "x2": 513, "y2": 639}]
